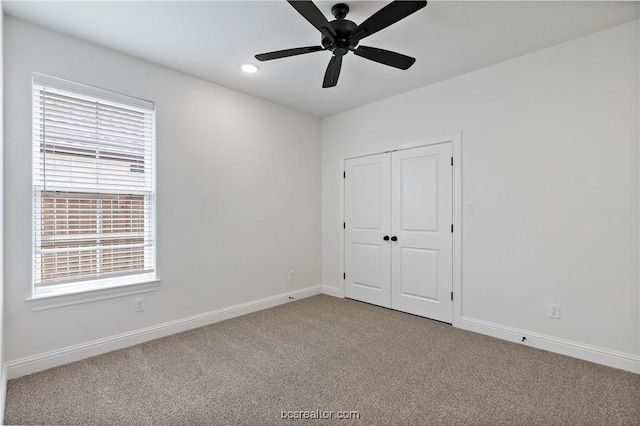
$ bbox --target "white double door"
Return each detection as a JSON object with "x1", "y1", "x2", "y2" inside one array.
[{"x1": 344, "y1": 143, "x2": 453, "y2": 323}]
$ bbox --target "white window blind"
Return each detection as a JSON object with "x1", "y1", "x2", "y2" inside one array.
[{"x1": 32, "y1": 73, "x2": 156, "y2": 294}]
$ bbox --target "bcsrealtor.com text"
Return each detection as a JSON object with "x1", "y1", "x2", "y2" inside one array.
[{"x1": 281, "y1": 409, "x2": 360, "y2": 420}]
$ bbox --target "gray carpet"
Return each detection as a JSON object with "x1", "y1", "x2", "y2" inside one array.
[{"x1": 4, "y1": 295, "x2": 640, "y2": 425}]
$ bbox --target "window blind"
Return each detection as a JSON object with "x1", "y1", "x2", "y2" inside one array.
[{"x1": 32, "y1": 74, "x2": 156, "y2": 290}]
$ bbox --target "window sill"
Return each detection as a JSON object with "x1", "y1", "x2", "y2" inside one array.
[{"x1": 26, "y1": 278, "x2": 160, "y2": 311}]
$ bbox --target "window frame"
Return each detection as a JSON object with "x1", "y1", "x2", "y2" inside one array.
[{"x1": 30, "y1": 73, "x2": 158, "y2": 303}]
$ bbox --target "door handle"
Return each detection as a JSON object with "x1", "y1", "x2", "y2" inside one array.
[
  {"x1": 383, "y1": 236, "x2": 390, "y2": 241},
  {"x1": 391, "y1": 236, "x2": 398, "y2": 241}
]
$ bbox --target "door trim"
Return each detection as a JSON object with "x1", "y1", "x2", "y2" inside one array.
[{"x1": 340, "y1": 132, "x2": 463, "y2": 326}]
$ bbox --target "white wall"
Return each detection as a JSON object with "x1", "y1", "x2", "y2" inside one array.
[
  {"x1": 322, "y1": 21, "x2": 640, "y2": 367},
  {"x1": 0, "y1": 1, "x2": 6, "y2": 418},
  {"x1": 4, "y1": 17, "x2": 321, "y2": 368}
]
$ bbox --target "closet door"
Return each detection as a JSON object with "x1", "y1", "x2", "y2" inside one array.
[
  {"x1": 390, "y1": 143, "x2": 453, "y2": 323},
  {"x1": 344, "y1": 153, "x2": 391, "y2": 308}
]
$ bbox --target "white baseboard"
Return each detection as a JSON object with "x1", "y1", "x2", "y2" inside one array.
[
  {"x1": 0, "y1": 363, "x2": 6, "y2": 425},
  {"x1": 6, "y1": 285, "x2": 322, "y2": 380},
  {"x1": 320, "y1": 285, "x2": 343, "y2": 298},
  {"x1": 457, "y1": 316, "x2": 640, "y2": 374}
]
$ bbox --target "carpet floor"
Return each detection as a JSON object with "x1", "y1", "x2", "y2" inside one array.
[{"x1": 4, "y1": 295, "x2": 640, "y2": 425}]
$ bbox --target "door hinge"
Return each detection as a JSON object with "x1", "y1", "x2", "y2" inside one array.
[
  {"x1": 343, "y1": 171, "x2": 346, "y2": 178},
  {"x1": 343, "y1": 222, "x2": 346, "y2": 229},
  {"x1": 343, "y1": 273, "x2": 346, "y2": 280},
  {"x1": 451, "y1": 157, "x2": 453, "y2": 166},
  {"x1": 451, "y1": 291, "x2": 454, "y2": 301},
  {"x1": 451, "y1": 224, "x2": 454, "y2": 233}
]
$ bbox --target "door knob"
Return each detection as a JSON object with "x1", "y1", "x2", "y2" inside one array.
[
  {"x1": 391, "y1": 236, "x2": 398, "y2": 241},
  {"x1": 383, "y1": 236, "x2": 390, "y2": 241}
]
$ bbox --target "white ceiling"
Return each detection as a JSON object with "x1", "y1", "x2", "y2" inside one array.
[{"x1": 4, "y1": 1, "x2": 639, "y2": 117}]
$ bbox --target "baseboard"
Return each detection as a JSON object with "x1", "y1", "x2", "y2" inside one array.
[
  {"x1": 320, "y1": 285, "x2": 343, "y2": 298},
  {"x1": 6, "y1": 285, "x2": 322, "y2": 380},
  {"x1": 457, "y1": 316, "x2": 640, "y2": 374},
  {"x1": 0, "y1": 363, "x2": 6, "y2": 425}
]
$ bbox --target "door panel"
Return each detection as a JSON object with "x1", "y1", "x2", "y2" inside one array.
[
  {"x1": 401, "y1": 155, "x2": 439, "y2": 232},
  {"x1": 352, "y1": 164, "x2": 382, "y2": 229},
  {"x1": 353, "y1": 243, "x2": 385, "y2": 289},
  {"x1": 391, "y1": 143, "x2": 453, "y2": 322},
  {"x1": 399, "y1": 247, "x2": 439, "y2": 300},
  {"x1": 344, "y1": 154, "x2": 391, "y2": 307}
]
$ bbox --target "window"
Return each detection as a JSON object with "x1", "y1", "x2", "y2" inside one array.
[{"x1": 32, "y1": 74, "x2": 156, "y2": 297}]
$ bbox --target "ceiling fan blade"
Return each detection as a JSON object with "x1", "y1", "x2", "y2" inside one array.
[
  {"x1": 322, "y1": 55, "x2": 342, "y2": 88},
  {"x1": 351, "y1": 1, "x2": 427, "y2": 42},
  {"x1": 255, "y1": 46, "x2": 325, "y2": 61},
  {"x1": 288, "y1": 1, "x2": 337, "y2": 41},
  {"x1": 353, "y1": 46, "x2": 416, "y2": 70}
]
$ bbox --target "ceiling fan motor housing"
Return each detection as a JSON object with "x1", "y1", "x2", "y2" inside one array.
[{"x1": 322, "y1": 17, "x2": 358, "y2": 56}]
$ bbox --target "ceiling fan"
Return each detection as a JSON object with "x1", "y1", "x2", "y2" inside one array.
[{"x1": 255, "y1": 1, "x2": 427, "y2": 88}]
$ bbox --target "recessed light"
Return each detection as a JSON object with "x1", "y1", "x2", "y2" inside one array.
[{"x1": 241, "y1": 64, "x2": 258, "y2": 74}]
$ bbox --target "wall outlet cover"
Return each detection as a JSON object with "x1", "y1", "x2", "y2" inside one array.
[{"x1": 548, "y1": 303, "x2": 560, "y2": 319}]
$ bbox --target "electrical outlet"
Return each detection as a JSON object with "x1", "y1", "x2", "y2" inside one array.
[
  {"x1": 548, "y1": 303, "x2": 560, "y2": 319},
  {"x1": 135, "y1": 298, "x2": 144, "y2": 312},
  {"x1": 288, "y1": 270, "x2": 295, "y2": 281}
]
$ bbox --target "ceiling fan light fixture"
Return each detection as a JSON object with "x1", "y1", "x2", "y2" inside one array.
[{"x1": 241, "y1": 63, "x2": 259, "y2": 74}]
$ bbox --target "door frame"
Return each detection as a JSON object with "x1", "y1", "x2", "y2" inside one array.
[{"x1": 340, "y1": 132, "x2": 463, "y2": 326}]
